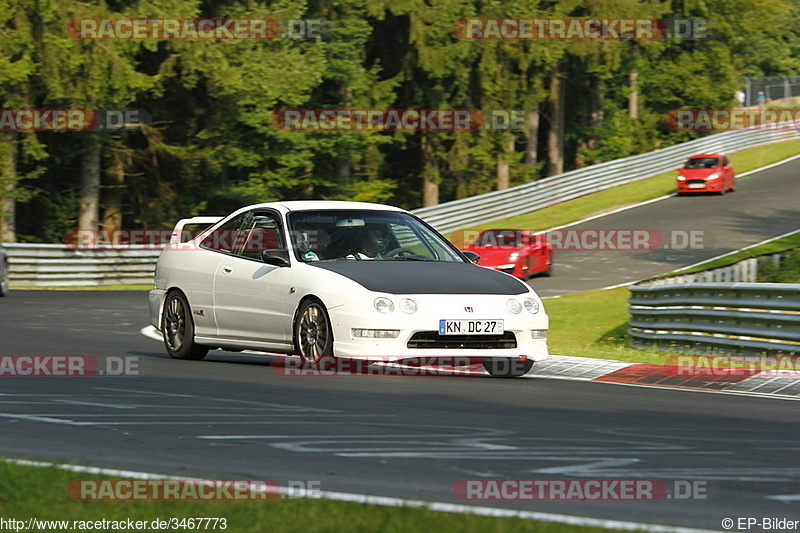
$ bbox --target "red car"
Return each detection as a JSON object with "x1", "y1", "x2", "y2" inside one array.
[
  {"x1": 676, "y1": 153, "x2": 736, "y2": 195},
  {"x1": 461, "y1": 229, "x2": 553, "y2": 279}
]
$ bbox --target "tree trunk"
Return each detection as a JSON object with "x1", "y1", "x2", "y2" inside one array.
[
  {"x1": 422, "y1": 177, "x2": 439, "y2": 206},
  {"x1": 546, "y1": 68, "x2": 565, "y2": 176},
  {"x1": 628, "y1": 69, "x2": 639, "y2": 120},
  {"x1": 577, "y1": 76, "x2": 604, "y2": 167},
  {"x1": 78, "y1": 136, "x2": 102, "y2": 232},
  {"x1": 101, "y1": 144, "x2": 127, "y2": 231},
  {"x1": 496, "y1": 134, "x2": 514, "y2": 190},
  {"x1": 524, "y1": 107, "x2": 539, "y2": 167},
  {"x1": 0, "y1": 132, "x2": 17, "y2": 242},
  {"x1": 421, "y1": 134, "x2": 439, "y2": 206}
]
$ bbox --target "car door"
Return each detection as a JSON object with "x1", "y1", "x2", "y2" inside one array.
[
  {"x1": 190, "y1": 213, "x2": 253, "y2": 338},
  {"x1": 212, "y1": 210, "x2": 293, "y2": 346}
]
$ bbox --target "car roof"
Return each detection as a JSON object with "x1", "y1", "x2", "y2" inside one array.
[
  {"x1": 687, "y1": 154, "x2": 723, "y2": 158},
  {"x1": 233, "y1": 200, "x2": 407, "y2": 215}
]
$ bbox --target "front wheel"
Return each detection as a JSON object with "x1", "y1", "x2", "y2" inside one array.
[
  {"x1": 162, "y1": 291, "x2": 209, "y2": 360},
  {"x1": 541, "y1": 253, "x2": 553, "y2": 277},
  {"x1": 295, "y1": 299, "x2": 336, "y2": 369},
  {"x1": 482, "y1": 358, "x2": 534, "y2": 377}
]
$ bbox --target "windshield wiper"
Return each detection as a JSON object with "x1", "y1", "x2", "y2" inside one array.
[{"x1": 383, "y1": 256, "x2": 429, "y2": 261}]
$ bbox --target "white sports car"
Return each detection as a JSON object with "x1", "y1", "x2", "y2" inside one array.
[{"x1": 148, "y1": 201, "x2": 549, "y2": 377}]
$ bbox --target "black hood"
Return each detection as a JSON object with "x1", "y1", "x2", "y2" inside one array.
[{"x1": 308, "y1": 261, "x2": 529, "y2": 295}]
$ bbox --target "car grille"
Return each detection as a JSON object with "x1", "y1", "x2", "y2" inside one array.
[
  {"x1": 407, "y1": 331, "x2": 518, "y2": 349},
  {"x1": 686, "y1": 179, "x2": 706, "y2": 185}
]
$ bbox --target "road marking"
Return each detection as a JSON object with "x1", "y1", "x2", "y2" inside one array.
[
  {"x1": 766, "y1": 493, "x2": 800, "y2": 503},
  {"x1": 3, "y1": 458, "x2": 719, "y2": 533},
  {"x1": 140, "y1": 325, "x2": 162, "y2": 341},
  {"x1": 53, "y1": 399, "x2": 139, "y2": 409},
  {"x1": 0, "y1": 414, "x2": 90, "y2": 426}
]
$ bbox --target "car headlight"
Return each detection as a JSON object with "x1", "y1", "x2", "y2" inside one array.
[
  {"x1": 708, "y1": 173, "x2": 720, "y2": 180},
  {"x1": 374, "y1": 297, "x2": 394, "y2": 314},
  {"x1": 507, "y1": 299, "x2": 522, "y2": 314},
  {"x1": 399, "y1": 298, "x2": 417, "y2": 314},
  {"x1": 524, "y1": 298, "x2": 540, "y2": 314},
  {"x1": 677, "y1": 175, "x2": 687, "y2": 181},
  {"x1": 509, "y1": 252, "x2": 521, "y2": 261}
]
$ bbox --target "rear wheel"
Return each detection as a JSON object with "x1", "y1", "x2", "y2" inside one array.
[
  {"x1": 162, "y1": 291, "x2": 209, "y2": 360},
  {"x1": 295, "y1": 299, "x2": 336, "y2": 369},
  {"x1": 482, "y1": 358, "x2": 534, "y2": 377}
]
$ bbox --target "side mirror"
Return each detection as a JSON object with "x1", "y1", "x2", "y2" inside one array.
[
  {"x1": 462, "y1": 250, "x2": 480, "y2": 264},
  {"x1": 261, "y1": 249, "x2": 290, "y2": 267}
]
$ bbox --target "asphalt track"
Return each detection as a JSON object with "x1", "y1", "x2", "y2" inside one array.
[
  {"x1": 2, "y1": 291, "x2": 800, "y2": 531},
  {"x1": 527, "y1": 156, "x2": 800, "y2": 297}
]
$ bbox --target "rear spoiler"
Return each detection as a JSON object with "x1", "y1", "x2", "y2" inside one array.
[{"x1": 169, "y1": 216, "x2": 224, "y2": 244}]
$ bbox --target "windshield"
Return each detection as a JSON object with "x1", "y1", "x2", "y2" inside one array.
[
  {"x1": 683, "y1": 157, "x2": 719, "y2": 169},
  {"x1": 288, "y1": 210, "x2": 465, "y2": 262},
  {"x1": 473, "y1": 230, "x2": 526, "y2": 248}
]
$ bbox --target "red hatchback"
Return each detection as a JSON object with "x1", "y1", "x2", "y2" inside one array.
[
  {"x1": 676, "y1": 154, "x2": 736, "y2": 195},
  {"x1": 461, "y1": 229, "x2": 553, "y2": 279}
]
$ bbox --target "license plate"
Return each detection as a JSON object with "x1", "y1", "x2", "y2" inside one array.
[
  {"x1": 439, "y1": 319, "x2": 504, "y2": 335},
  {"x1": 688, "y1": 183, "x2": 705, "y2": 189}
]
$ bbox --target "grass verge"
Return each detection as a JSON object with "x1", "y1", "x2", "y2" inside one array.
[
  {"x1": 0, "y1": 461, "x2": 615, "y2": 533},
  {"x1": 668, "y1": 229, "x2": 800, "y2": 275},
  {"x1": 546, "y1": 230, "x2": 800, "y2": 364}
]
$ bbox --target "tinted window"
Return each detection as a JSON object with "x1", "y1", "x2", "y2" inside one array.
[
  {"x1": 200, "y1": 213, "x2": 249, "y2": 253},
  {"x1": 475, "y1": 230, "x2": 525, "y2": 247},
  {"x1": 288, "y1": 210, "x2": 464, "y2": 262},
  {"x1": 684, "y1": 157, "x2": 719, "y2": 169},
  {"x1": 236, "y1": 212, "x2": 285, "y2": 260}
]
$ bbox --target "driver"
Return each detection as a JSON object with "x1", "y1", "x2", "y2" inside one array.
[{"x1": 351, "y1": 226, "x2": 391, "y2": 259}]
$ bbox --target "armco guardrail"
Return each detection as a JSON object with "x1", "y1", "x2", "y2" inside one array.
[
  {"x1": 628, "y1": 283, "x2": 800, "y2": 355},
  {"x1": 0, "y1": 244, "x2": 161, "y2": 287},
  {"x1": 413, "y1": 126, "x2": 799, "y2": 233}
]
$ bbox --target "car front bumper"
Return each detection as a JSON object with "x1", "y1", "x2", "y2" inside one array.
[{"x1": 328, "y1": 293, "x2": 549, "y2": 362}]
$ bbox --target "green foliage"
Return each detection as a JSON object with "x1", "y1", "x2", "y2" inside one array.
[{"x1": 757, "y1": 250, "x2": 800, "y2": 283}]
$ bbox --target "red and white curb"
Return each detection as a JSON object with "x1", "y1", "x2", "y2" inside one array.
[{"x1": 530, "y1": 354, "x2": 800, "y2": 400}]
